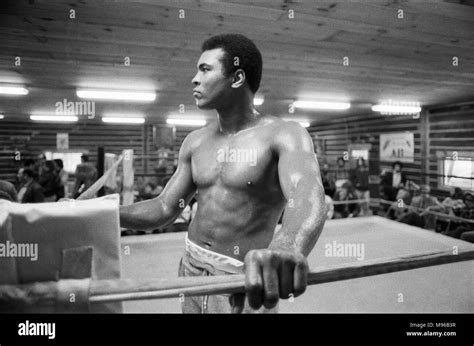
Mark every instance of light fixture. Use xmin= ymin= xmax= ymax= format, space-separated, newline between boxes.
xmin=253 ymin=97 xmax=264 ymax=106
xmin=76 ymin=89 xmax=156 ymax=102
xmin=30 ymin=114 xmax=78 ymax=122
xmin=0 ymin=86 xmax=29 ymax=96
xmin=371 ymin=104 xmax=421 ymax=114
xmin=0 ymin=114 xmax=4 ymax=119
xmin=166 ymin=118 xmax=207 ymax=127
xmin=293 ymin=100 xmax=350 ymax=110
xmin=102 ymin=116 xmax=145 ymax=124
xmin=282 ymin=118 xmax=310 ymax=128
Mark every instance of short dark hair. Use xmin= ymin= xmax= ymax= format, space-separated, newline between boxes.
xmin=23 ymin=168 xmax=36 ymax=179
xmin=54 ymin=159 xmax=64 ymax=169
xmin=24 ymin=159 xmax=35 ymax=167
xmin=201 ymin=34 xmax=263 ymax=94
xmin=81 ymin=154 xmax=89 ymax=162
xmin=392 ymin=161 xmax=403 ymax=169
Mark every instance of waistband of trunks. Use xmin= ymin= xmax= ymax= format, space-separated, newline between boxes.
xmin=185 ymin=233 xmax=244 ymax=275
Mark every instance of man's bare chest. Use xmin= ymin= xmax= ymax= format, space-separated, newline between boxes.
xmin=191 ymin=135 xmax=277 ymax=189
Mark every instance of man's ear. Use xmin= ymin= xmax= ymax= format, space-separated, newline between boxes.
xmin=231 ymin=69 xmax=246 ymax=88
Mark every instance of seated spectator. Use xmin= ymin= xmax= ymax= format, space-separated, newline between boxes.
xmin=350 ymin=157 xmax=370 ymax=216
xmin=17 ymin=169 xmax=44 ymax=203
xmin=380 ymin=161 xmax=407 ymax=202
xmin=143 ymin=177 xmax=163 ymax=199
xmin=333 ymin=182 xmax=360 ymax=219
xmin=442 ymin=192 xmax=474 ymax=240
xmin=384 ymin=187 xmax=412 ymax=220
xmin=54 ymin=159 xmax=68 ymax=199
xmin=334 ymin=157 xmax=349 ymax=184
xmin=321 ymin=163 xmax=336 ymax=197
xmin=0 ymin=179 xmax=18 ymax=202
xmin=38 ymin=160 xmax=62 ymax=202
xmin=73 ymin=154 xmax=97 ymax=198
xmin=396 ymin=185 xmax=443 ymax=230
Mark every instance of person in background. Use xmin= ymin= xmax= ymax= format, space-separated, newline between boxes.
xmin=380 ymin=161 xmax=407 ymax=213
xmin=54 ymin=159 xmax=69 ymax=199
xmin=15 ymin=159 xmax=37 ymax=190
xmin=350 ymin=157 xmax=370 ymax=216
xmin=442 ymin=192 xmax=474 ymax=241
xmin=321 ymin=163 xmax=336 ymax=198
xmin=18 ymin=169 xmax=44 ymax=203
xmin=333 ymin=181 xmax=360 ymax=219
xmin=384 ymin=186 xmax=412 ymax=220
xmin=396 ymin=184 xmax=443 ymax=230
xmin=334 ymin=157 xmax=349 ymax=182
xmin=36 ymin=153 xmax=47 ymax=176
xmin=38 ymin=160 xmax=62 ymax=202
xmin=0 ymin=179 xmax=18 ymax=202
xmin=73 ymin=154 xmax=98 ymax=198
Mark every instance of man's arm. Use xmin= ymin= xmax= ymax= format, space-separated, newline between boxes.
xmin=271 ymin=123 xmax=326 ymax=255
xmin=243 ymin=122 xmax=326 ymax=310
xmin=119 ymin=134 xmax=197 ymax=231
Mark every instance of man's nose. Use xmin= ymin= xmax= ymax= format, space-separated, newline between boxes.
xmin=191 ymin=73 xmax=200 ymax=86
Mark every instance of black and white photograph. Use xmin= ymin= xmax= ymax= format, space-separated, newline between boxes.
xmin=0 ymin=0 xmax=473 ymax=344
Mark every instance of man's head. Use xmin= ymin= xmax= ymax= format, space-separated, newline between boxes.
xmin=392 ymin=161 xmax=403 ymax=172
xmin=24 ymin=159 xmax=35 ymax=170
xmin=356 ymin=157 xmax=366 ymax=168
xmin=419 ymin=184 xmax=431 ymax=196
xmin=22 ymin=168 xmax=36 ymax=184
xmin=192 ymin=34 xmax=262 ymax=109
xmin=54 ymin=159 xmax=64 ymax=170
xmin=463 ymin=192 xmax=473 ymax=209
xmin=337 ymin=157 xmax=346 ymax=167
xmin=81 ymin=154 xmax=89 ymax=163
xmin=340 ymin=182 xmax=353 ymax=199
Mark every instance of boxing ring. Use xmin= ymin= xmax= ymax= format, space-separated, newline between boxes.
xmin=120 ymin=216 xmax=473 ymax=313
xmin=1 ymin=153 xmax=472 ymax=313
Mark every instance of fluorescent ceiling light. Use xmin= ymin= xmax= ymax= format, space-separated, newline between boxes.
xmin=102 ymin=116 xmax=145 ymax=124
xmin=167 ymin=118 xmax=207 ymax=127
xmin=371 ymin=104 xmax=421 ymax=114
xmin=282 ymin=118 xmax=310 ymax=128
xmin=253 ymin=97 xmax=264 ymax=106
xmin=0 ymin=86 xmax=29 ymax=96
xmin=293 ymin=100 xmax=350 ymax=110
xmin=76 ymin=89 xmax=156 ymax=102
xmin=30 ymin=114 xmax=78 ymax=122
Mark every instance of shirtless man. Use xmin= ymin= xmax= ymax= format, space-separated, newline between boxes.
xmin=120 ymin=34 xmax=326 ymax=313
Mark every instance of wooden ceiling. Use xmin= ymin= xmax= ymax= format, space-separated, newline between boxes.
xmin=0 ymin=0 xmax=473 ymax=124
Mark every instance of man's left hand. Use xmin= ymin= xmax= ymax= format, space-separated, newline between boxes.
xmin=231 ymin=249 xmax=309 ymax=313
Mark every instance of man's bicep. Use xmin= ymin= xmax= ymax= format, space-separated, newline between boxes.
xmin=276 ymin=124 xmax=322 ymax=199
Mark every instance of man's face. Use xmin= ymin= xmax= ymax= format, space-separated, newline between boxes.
xmin=192 ymin=48 xmax=233 ymax=110
xmin=394 ymin=164 xmax=401 ymax=172
xmin=20 ymin=173 xmax=29 ymax=184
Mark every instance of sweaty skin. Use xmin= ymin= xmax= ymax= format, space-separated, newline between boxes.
xmin=120 ymin=47 xmax=326 ymax=311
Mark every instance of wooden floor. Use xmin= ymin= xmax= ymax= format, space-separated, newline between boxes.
xmin=120 ymin=216 xmax=474 ymax=313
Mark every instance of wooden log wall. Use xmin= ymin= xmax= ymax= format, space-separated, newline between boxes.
xmin=307 ymin=102 xmax=474 ymax=199
xmin=1 ymin=102 xmax=472 ymax=200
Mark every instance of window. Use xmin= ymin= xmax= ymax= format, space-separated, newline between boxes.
xmin=45 ymin=152 xmax=83 ymax=174
xmin=441 ymin=156 xmax=474 ymax=191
